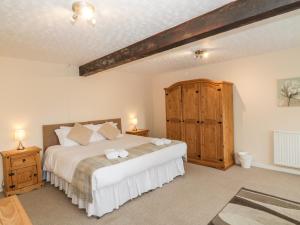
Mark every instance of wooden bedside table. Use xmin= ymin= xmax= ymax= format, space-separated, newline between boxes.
xmin=126 ymin=129 xmax=149 ymax=137
xmin=1 ymin=146 xmax=43 ymax=197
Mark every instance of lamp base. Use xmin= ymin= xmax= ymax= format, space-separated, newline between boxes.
xmin=17 ymin=141 xmax=25 ymax=150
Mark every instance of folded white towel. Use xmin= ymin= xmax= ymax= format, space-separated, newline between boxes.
xmin=118 ymin=149 xmax=129 ymax=158
xmin=162 ymin=138 xmax=172 ymax=145
xmin=151 ymin=138 xmax=165 ymax=146
xmin=105 ymin=149 xmax=119 ymax=160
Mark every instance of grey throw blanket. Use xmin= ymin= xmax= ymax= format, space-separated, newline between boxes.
xmin=71 ymin=141 xmax=182 ymax=203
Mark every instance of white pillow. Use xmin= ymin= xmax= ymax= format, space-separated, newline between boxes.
xmin=110 ymin=122 xmax=118 ymax=128
xmin=85 ymin=122 xmax=120 ymax=142
xmin=55 ymin=127 xmax=79 ymax=147
xmin=84 ymin=124 xmax=106 ymax=143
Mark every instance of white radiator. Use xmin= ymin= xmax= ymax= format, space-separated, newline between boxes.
xmin=274 ymin=130 xmax=300 ymax=168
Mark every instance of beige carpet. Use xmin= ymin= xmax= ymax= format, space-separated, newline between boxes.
xmin=12 ymin=164 xmax=300 ymax=225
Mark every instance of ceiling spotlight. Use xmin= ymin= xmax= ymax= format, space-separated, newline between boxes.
xmin=71 ymin=1 xmax=96 ymax=26
xmin=194 ymin=50 xmax=209 ymax=59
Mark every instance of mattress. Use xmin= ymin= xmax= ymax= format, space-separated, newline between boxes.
xmin=43 ymin=134 xmax=187 ymax=217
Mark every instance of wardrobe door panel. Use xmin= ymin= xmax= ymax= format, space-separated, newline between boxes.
xmin=166 ymin=86 xmax=182 ymax=120
xmin=166 ymin=120 xmax=182 ymax=140
xmin=200 ymin=83 xmax=222 ymax=122
xmin=166 ymin=85 xmax=182 ymax=141
xmin=200 ymin=122 xmax=223 ymax=163
xmin=182 ymin=83 xmax=199 ymax=120
xmin=199 ymin=82 xmax=224 ymax=164
xmin=182 ymin=83 xmax=200 ymax=159
xmin=183 ymin=122 xmax=200 ymax=160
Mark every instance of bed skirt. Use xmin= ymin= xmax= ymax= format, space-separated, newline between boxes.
xmin=45 ymin=157 xmax=185 ymax=217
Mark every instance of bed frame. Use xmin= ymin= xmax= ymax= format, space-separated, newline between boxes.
xmin=42 ymin=118 xmax=122 ymax=151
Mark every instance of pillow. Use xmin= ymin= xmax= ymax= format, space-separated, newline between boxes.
xmin=84 ymin=124 xmax=106 ymax=143
xmin=85 ymin=122 xmax=119 ymax=142
xmin=109 ymin=122 xmax=118 ymax=128
xmin=98 ymin=122 xmax=120 ymax=140
xmin=67 ymin=123 xmax=93 ymax=146
xmin=55 ymin=127 xmax=79 ymax=147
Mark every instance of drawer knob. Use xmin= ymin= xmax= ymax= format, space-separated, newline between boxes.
xmin=22 ymin=159 xmax=26 ymax=162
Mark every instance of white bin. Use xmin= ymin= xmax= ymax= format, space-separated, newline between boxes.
xmin=238 ymin=152 xmax=252 ymax=169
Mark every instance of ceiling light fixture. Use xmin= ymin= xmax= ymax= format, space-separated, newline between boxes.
xmin=194 ymin=50 xmax=209 ymax=59
xmin=71 ymin=1 xmax=96 ymax=26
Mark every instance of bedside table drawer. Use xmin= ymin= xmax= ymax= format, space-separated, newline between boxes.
xmin=10 ymin=154 xmax=36 ymax=169
xmin=11 ymin=166 xmax=38 ymax=190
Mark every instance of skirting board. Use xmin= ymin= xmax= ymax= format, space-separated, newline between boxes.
xmin=252 ymin=162 xmax=300 ymax=176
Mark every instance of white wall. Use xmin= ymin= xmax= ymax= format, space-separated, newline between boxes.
xmin=151 ymin=47 xmax=300 ymax=167
xmin=0 ymin=57 xmax=153 ymax=186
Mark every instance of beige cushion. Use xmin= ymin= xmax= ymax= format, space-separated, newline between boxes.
xmin=98 ymin=122 xmax=120 ymax=140
xmin=67 ymin=123 xmax=93 ymax=146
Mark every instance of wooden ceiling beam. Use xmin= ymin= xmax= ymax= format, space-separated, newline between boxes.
xmin=79 ymin=0 xmax=300 ymax=76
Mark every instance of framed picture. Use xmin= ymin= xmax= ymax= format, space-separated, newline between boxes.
xmin=278 ymin=77 xmax=300 ymax=107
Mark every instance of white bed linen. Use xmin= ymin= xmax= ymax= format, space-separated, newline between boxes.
xmin=43 ymin=134 xmax=187 ymax=217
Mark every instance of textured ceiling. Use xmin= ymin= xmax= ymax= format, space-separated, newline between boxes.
xmin=118 ymin=10 xmax=300 ymax=75
xmin=0 ymin=0 xmax=234 ymax=65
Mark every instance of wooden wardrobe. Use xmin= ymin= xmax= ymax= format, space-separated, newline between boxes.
xmin=165 ymin=79 xmax=234 ymax=170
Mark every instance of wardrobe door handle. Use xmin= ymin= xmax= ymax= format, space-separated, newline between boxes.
xmin=197 ymin=121 xmax=200 ymax=124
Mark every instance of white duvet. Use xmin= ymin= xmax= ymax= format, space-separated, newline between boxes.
xmin=43 ymin=134 xmax=187 ymax=191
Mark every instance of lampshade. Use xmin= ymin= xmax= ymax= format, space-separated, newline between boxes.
xmin=131 ymin=118 xmax=138 ymax=126
xmin=14 ymin=129 xmax=26 ymax=141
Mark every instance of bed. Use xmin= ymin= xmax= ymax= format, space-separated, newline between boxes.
xmin=42 ymin=118 xmax=187 ymax=217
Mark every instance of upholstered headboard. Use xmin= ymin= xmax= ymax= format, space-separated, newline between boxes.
xmin=42 ymin=118 xmax=122 ymax=151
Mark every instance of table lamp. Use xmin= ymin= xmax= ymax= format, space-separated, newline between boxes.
xmin=131 ymin=118 xmax=138 ymax=131
xmin=15 ymin=129 xmax=26 ymax=150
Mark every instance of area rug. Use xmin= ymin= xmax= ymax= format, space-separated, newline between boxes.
xmin=209 ymin=188 xmax=300 ymax=225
